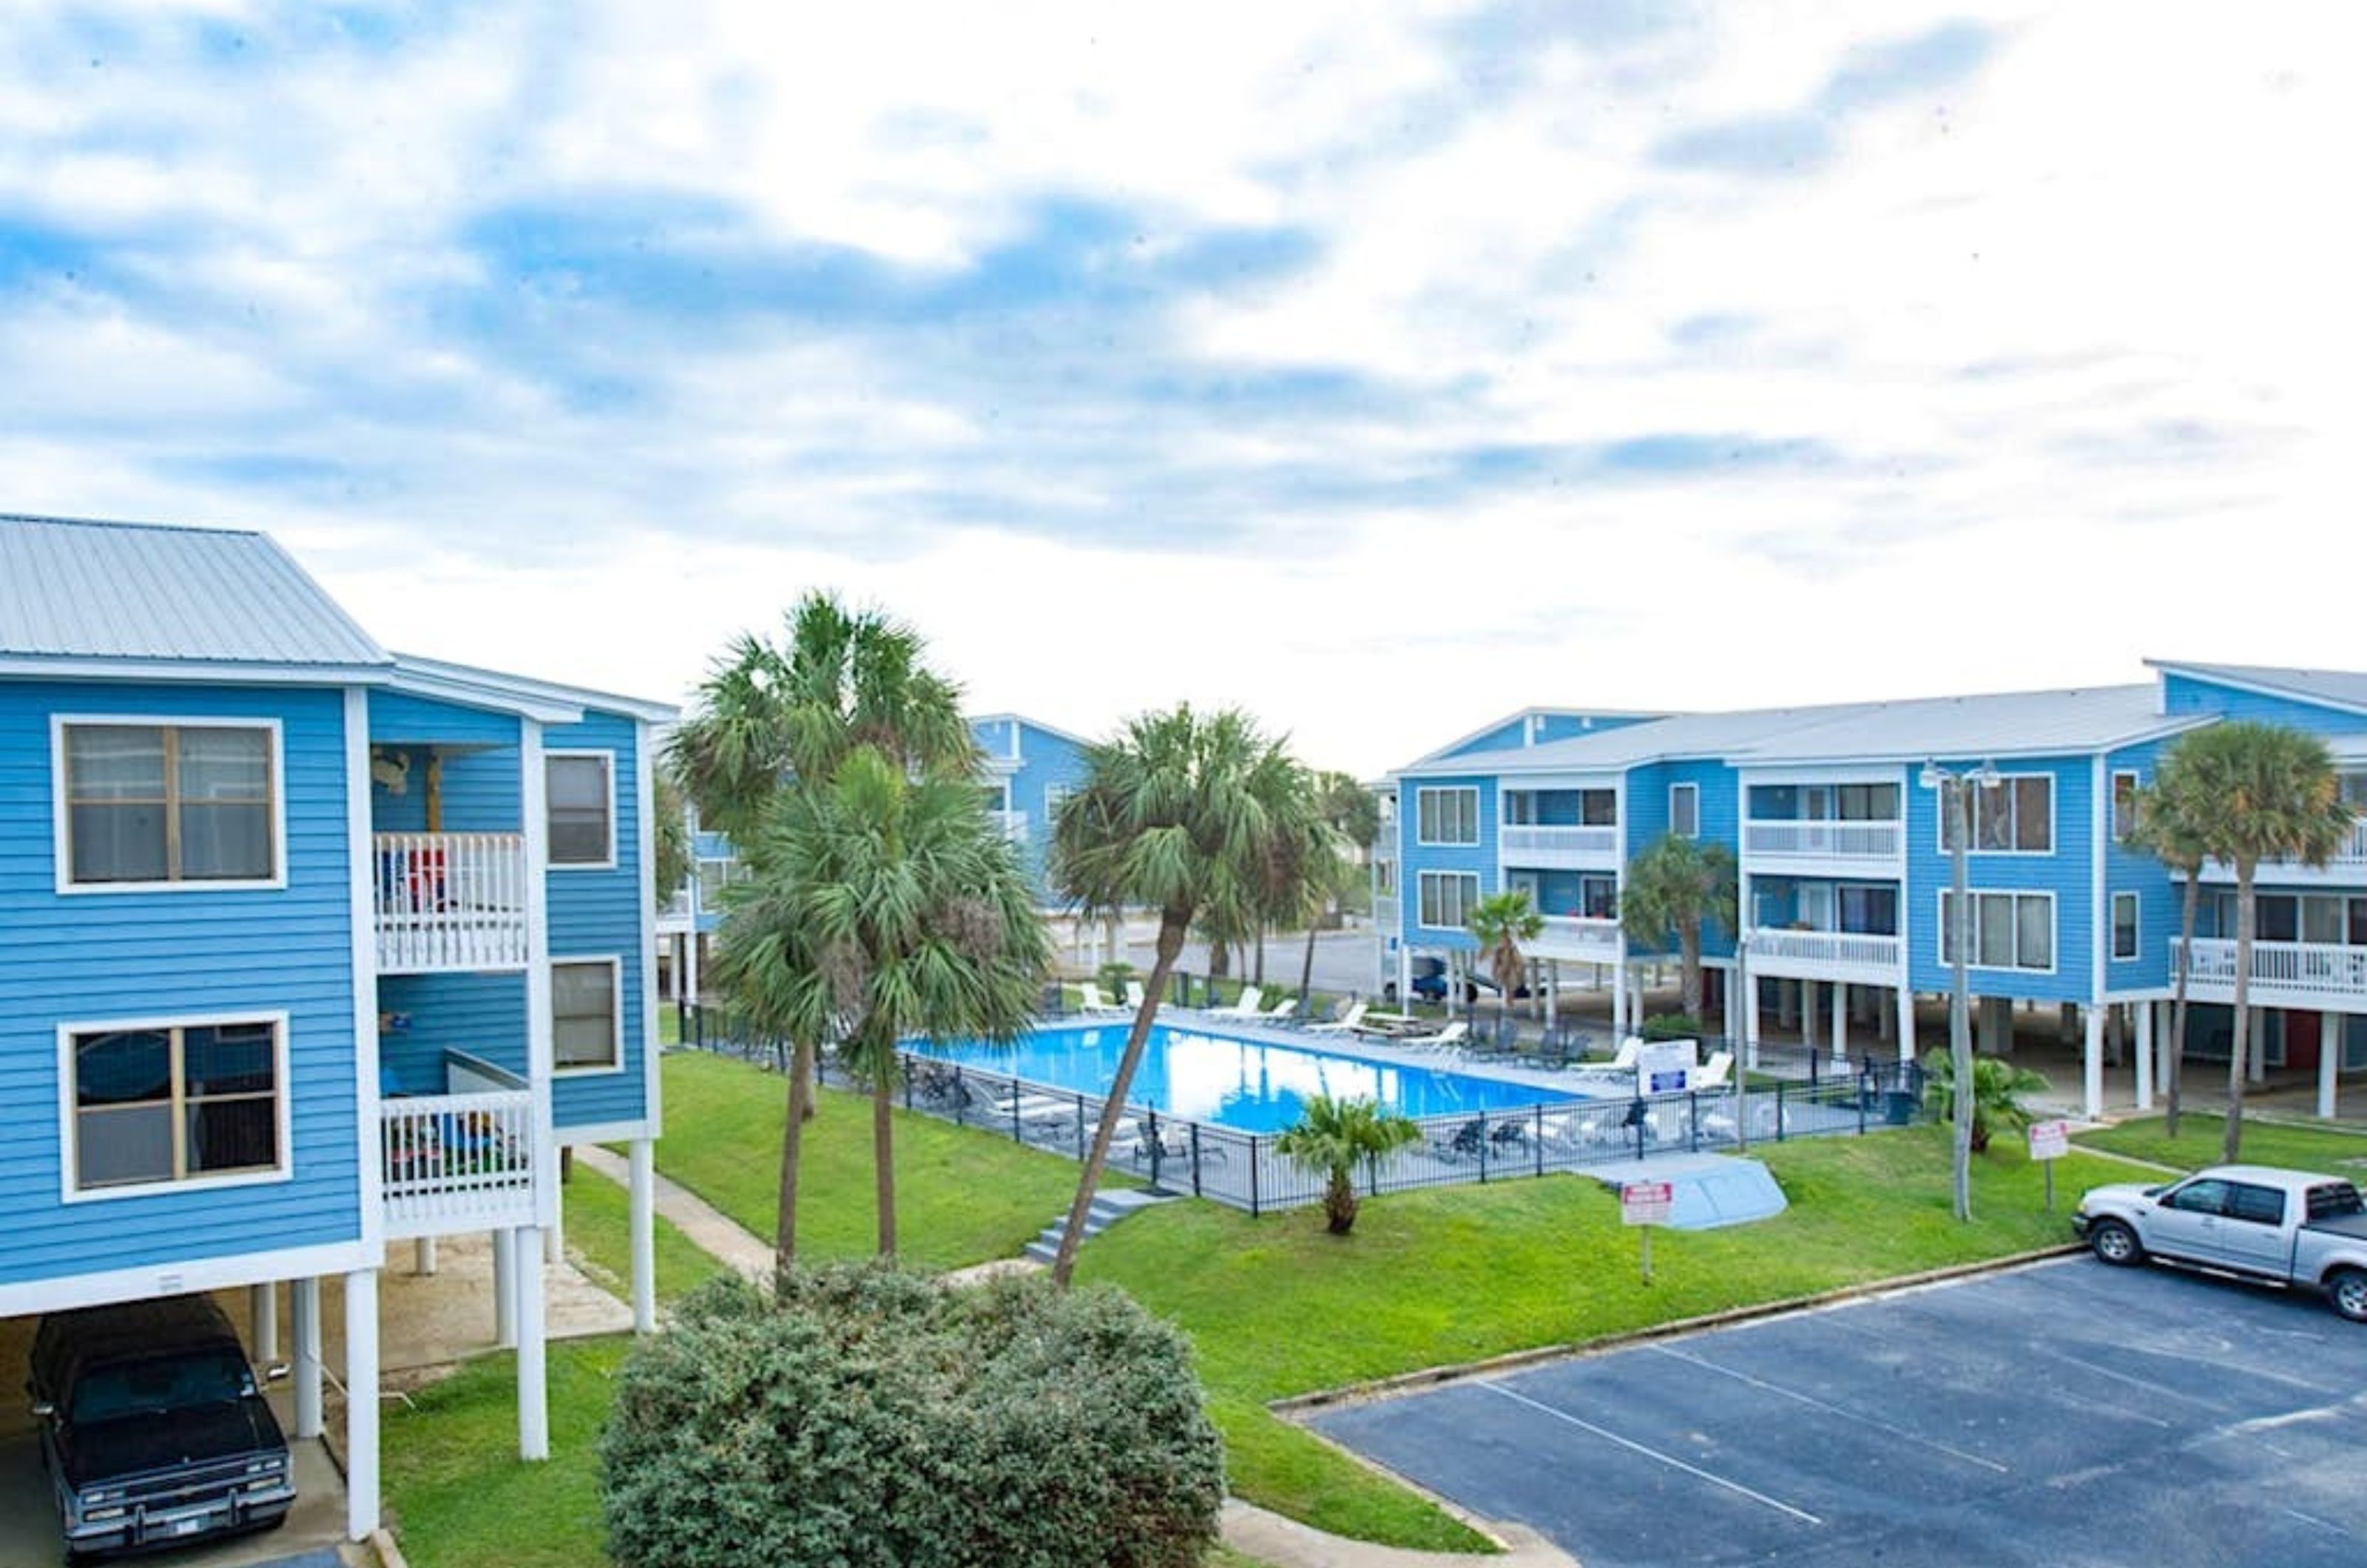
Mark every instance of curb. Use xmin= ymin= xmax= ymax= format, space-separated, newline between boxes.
xmin=371 ymin=1526 xmax=411 ymax=1568
xmin=1271 ymin=1242 xmax=2087 ymax=1416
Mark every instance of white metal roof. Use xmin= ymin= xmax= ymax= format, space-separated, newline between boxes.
xmin=2147 ymin=659 xmax=2367 ymax=718
xmin=0 ymin=513 xmax=388 ymax=673
xmin=1397 ymin=683 xmax=2212 ymax=777
xmin=1405 ymin=704 xmax=1675 ymax=767
xmin=390 ymin=653 xmax=678 ymax=724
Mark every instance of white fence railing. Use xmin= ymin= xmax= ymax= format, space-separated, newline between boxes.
xmin=2176 ymin=938 xmax=2367 ymax=1004
xmin=1535 ymin=915 xmax=1621 ymax=956
xmin=1743 ymin=820 xmax=1903 ymax=859
xmin=1748 ymin=927 xmax=1903 ymax=971
xmin=1499 ymin=824 xmax=1619 ymax=859
xmin=374 ymin=832 xmax=530 ymax=973
xmin=380 ymin=1087 xmax=538 ymax=1238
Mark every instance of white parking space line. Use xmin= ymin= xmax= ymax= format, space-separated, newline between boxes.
xmin=1645 ymin=1345 xmax=2011 ymax=1475
xmin=1477 ymin=1381 xmax=1824 ymax=1527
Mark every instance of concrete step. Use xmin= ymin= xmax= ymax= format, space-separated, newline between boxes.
xmin=1019 ymin=1188 xmax=1175 ymax=1265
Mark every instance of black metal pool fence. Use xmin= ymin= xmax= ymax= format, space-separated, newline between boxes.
xmin=683 ymin=1004 xmax=1928 ymax=1217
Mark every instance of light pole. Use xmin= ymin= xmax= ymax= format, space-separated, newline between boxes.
xmin=1920 ymin=757 xmax=2000 ymax=1222
xmin=1731 ymin=928 xmax=1750 ymax=1153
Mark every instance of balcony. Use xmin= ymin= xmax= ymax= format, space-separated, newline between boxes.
xmin=1746 ymin=926 xmax=1902 ymax=981
xmin=374 ymin=833 xmax=530 ymax=973
xmin=1533 ymin=914 xmax=1621 ymax=961
xmin=380 ymin=1054 xmax=539 ymax=1239
xmin=1742 ymin=819 xmax=1904 ymax=868
xmin=2198 ymin=816 xmax=2367 ymax=884
xmin=1498 ymin=823 xmax=1619 ymax=868
xmin=2175 ymin=937 xmax=2367 ymax=1007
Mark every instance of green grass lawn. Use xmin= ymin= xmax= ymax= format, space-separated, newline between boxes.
xmin=1079 ymin=1126 xmax=2121 ymax=1550
xmin=650 ymin=1049 xmax=1121 ymax=1270
xmin=2075 ymin=1112 xmax=2367 ymax=1174
xmin=561 ymin=1164 xmax=726 ymax=1308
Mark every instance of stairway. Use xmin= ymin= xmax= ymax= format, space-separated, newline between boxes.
xmin=1022 ymin=1188 xmax=1172 ymax=1265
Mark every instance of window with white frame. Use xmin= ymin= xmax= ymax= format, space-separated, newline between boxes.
xmin=1044 ymin=783 xmax=1072 ymax=822
xmin=60 ymin=722 xmax=277 ymax=885
xmin=2113 ymin=892 xmax=2139 ymax=960
xmin=1416 ymin=787 xmax=1480 ymax=845
xmin=1938 ymin=774 xmax=2053 ymax=854
xmin=1669 ymin=783 xmax=1699 ymax=838
xmin=553 ymin=959 xmax=621 ymax=1070
xmin=1375 ymin=859 xmax=1397 ymax=896
xmin=2112 ymin=771 xmax=2140 ymax=844
xmin=1419 ymin=871 xmax=1480 ymax=929
xmin=1580 ymin=789 xmax=1617 ymax=826
xmin=547 ymin=754 xmax=614 ymax=866
xmin=1939 ymin=890 xmax=2054 ymax=970
xmin=67 ymin=1018 xmax=283 ymax=1193
xmin=1579 ymin=873 xmax=1618 ymax=919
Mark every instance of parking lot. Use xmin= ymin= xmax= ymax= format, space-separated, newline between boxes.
xmin=1311 ymin=1259 xmax=2367 ymax=1568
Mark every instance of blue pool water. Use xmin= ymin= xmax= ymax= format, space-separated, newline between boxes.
xmin=911 ymin=1021 xmax=1586 ymax=1133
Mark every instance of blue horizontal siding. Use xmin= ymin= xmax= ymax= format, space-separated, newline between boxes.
xmin=377 ymin=972 xmax=528 ymax=1091
xmin=546 ymin=712 xmax=649 ymax=1131
xmin=1905 ymin=754 xmax=2093 ymax=1002
xmin=1399 ymin=774 xmax=1493 ymax=950
xmin=367 ymin=695 xmax=522 ymax=835
xmin=2161 ymin=674 xmax=2367 ymax=733
xmin=0 ymin=681 xmax=362 ymax=1284
xmin=1002 ymin=721 xmax=1089 ymax=905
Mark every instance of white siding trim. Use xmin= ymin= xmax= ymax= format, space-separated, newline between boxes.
xmin=0 ymin=1238 xmax=374 ymax=1319
xmin=346 ymin=687 xmax=384 ymax=1248
xmin=2090 ymin=754 xmax=2109 ymax=1005
xmin=50 ymin=713 xmax=290 ymax=894
xmin=635 ymin=720 xmax=662 ymax=1139
xmin=55 ymin=1010 xmax=294 ymax=1203
xmin=521 ymin=720 xmax=558 ymax=1231
xmin=544 ymin=748 xmax=618 ymax=871
xmin=553 ymin=1118 xmax=657 ymax=1146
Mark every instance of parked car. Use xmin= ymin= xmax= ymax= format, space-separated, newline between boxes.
xmin=28 ymin=1295 xmax=295 ymax=1560
xmin=1407 ymin=956 xmax=1528 ymax=1004
xmin=2073 ymin=1163 xmax=2367 ymax=1322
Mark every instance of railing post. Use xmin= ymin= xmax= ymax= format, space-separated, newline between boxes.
xmin=1478 ymin=1118 xmax=1490 ymax=1183
xmin=953 ymin=1067 xmax=967 ymax=1127
xmin=1535 ymin=1104 xmax=1545 ymax=1177
xmin=1147 ymin=1111 xmax=1163 ymax=1189
xmin=1011 ymin=1087 xmax=1023 ymax=1145
xmin=1249 ymin=1135 xmax=1260 ymax=1215
xmin=1689 ymin=1092 xmax=1700 ymax=1153
xmin=1189 ymin=1123 xmax=1203 ymax=1198
xmin=1777 ymin=1081 xmax=1787 ymax=1141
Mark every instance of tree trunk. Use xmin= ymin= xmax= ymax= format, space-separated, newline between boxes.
xmin=775 ymin=1033 xmax=817 ymax=1268
xmin=1325 ymin=1172 xmax=1359 ymax=1235
xmin=1255 ymin=927 xmax=1266 ymax=987
xmin=2223 ymin=862 xmax=2253 ymax=1165
xmin=1052 ymin=915 xmax=1189 ymax=1288
xmin=873 ymin=1052 xmax=898 ymax=1259
xmin=1678 ymin=922 xmax=1704 ymax=1018
xmin=1299 ymin=925 xmax=1320 ymax=1010
xmin=2166 ymin=871 xmax=2197 ymax=1139
xmin=801 ymin=1047 xmax=819 ymax=1121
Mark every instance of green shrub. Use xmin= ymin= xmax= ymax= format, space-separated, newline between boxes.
xmin=600 ymin=1265 xmax=1224 ymax=1568
xmin=1095 ymin=959 xmax=1138 ymax=997
xmin=1639 ymin=1013 xmax=1705 ymax=1042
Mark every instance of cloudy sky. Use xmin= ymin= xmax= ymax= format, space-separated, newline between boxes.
xmin=5 ymin=2 xmax=2359 ymax=775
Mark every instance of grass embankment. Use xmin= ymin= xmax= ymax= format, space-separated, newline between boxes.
xmin=562 ymin=1163 xmax=725 ymax=1308
xmin=2076 ymin=1112 xmax=2367 ymax=1173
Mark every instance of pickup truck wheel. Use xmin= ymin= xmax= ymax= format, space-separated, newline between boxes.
xmin=2330 ymin=1268 xmax=2367 ymax=1324
xmin=2089 ymin=1219 xmax=2143 ymax=1266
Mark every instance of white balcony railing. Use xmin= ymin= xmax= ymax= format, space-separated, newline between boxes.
xmin=1535 ymin=914 xmax=1621 ymax=957
xmin=1743 ymin=820 xmax=1903 ymax=860
xmin=2199 ymin=816 xmax=2367 ymax=880
xmin=374 ymin=832 xmax=530 ymax=973
xmin=1499 ymin=824 xmax=1619 ymax=859
xmin=993 ymin=810 xmax=1029 ymax=843
xmin=380 ymin=1087 xmax=538 ymax=1239
xmin=1747 ymin=927 xmax=1902 ymax=972
xmin=2175 ymin=938 xmax=2367 ymax=1005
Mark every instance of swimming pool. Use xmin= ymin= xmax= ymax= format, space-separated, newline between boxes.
xmin=909 ymin=1020 xmax=1587 ymax=1134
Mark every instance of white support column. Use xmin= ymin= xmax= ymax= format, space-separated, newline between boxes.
xmin=2321 ymin=1013 xmax=2342 ymax=1121
xmin=682 ymin=926 xmax=700 ymax=1008
xmin=291 ymin=1277 xmax=323 ymax=1440
xmin=2135 ymin=1001 xmax=2155 ymax=1110
xmin=1896 ymin=987 xmax=1917 ymax=1064
xmin=516 ymin=1226 xmax=550 ymax=1461
xmin=1831 ymin=982 xmax=1848 ymax=1066
xmin=1612 ymin=962 xmax=1628 ymax=1036
xmin=2083 ymin=1004 xmax=2105 ymax=1121
xmin=249 ymin=1282 xmax=277 ymax=1365
xmin=545 ymin=1188 xmax=564 ymax=1266
xmin=493 ymin=1229 xmax=517 ymax=1348
xmin=1396 ymin=945 xmax=1412 ymax=1010
xmin=413 ymin=1236 xmax=437 ymax=1277
xmin=629 ymin=1138 xmax=658 ymax=1334
xmin=344 ymin=1267 xmax=380 ymax=1543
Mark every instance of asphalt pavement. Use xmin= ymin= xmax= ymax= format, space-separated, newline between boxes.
xmin=1311 ymin=1257 xmax=2367 ymax=1568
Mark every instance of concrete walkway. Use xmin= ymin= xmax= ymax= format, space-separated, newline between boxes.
xmin=574 ymin=1149 xmax=1573 ymax=1567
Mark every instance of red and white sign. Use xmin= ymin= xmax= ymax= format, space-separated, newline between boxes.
xmin=2027 ymin=1120 xmax=2070 ymax=1161
xmin=1621 ymin=1180 xmax=1675 ymax=1227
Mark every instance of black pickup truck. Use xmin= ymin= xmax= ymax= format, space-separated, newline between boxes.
xmin=28 ymin=1295 xmax=294 ymax=1560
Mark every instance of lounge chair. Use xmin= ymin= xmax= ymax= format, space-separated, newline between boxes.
xmin=1073 ymin=981 xmax=1127 ymax=1014
xmin=1570 ymin=1035 xmax=1644 ymax=1079
xmin=1125 ymin=979 xmax=1155 ymax=1013
xmin=1430 ymin=1118 xmax=1486 ymax=1163
xmin=1260 ymin=996 xmax=1300 ymax=1024
xmin=1401 ymin=1020 xmax=1468 ymax=1053
xmin=1693 ymin=1050 xmax=1735 ymax=1091
xmin=1306 ymin=1001 xmax=1368 ymax=1035
xmin=1207 ymin=986 xmax=1265 ymax=1018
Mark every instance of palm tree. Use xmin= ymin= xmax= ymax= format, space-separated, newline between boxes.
xmin=1467 ymin=889 xmax=1544 ymax=1022
xmin=2166 ymin=723 xmax=2353 ymax=1163
xmin=652 ymin=768 xmax=692 ymax=913
xmin=2131 ymin=754 xmax=2218 ymax=1140
xmin=1620 ymin=834 xmax=1738 ymax=1020
xmin=1272 ymin=1095 xmax=1424 ymax=1234
xmin=1298 ymin=772 xmax=1382 ymax=1006
xmin=1919 ymin=1052 xmax=2052 ymax=1153
xmin=723 ymin=747 xmax=1047 ymax=1257
xmin=1045 ymin=706 xmax=1314 ymax=1287
xmin=669 ymin=594 xmax=981 ymax=1267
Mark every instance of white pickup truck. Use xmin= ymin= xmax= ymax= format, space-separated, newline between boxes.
xmin=2073 ymin=1163 xmax=2367 ymax=1322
